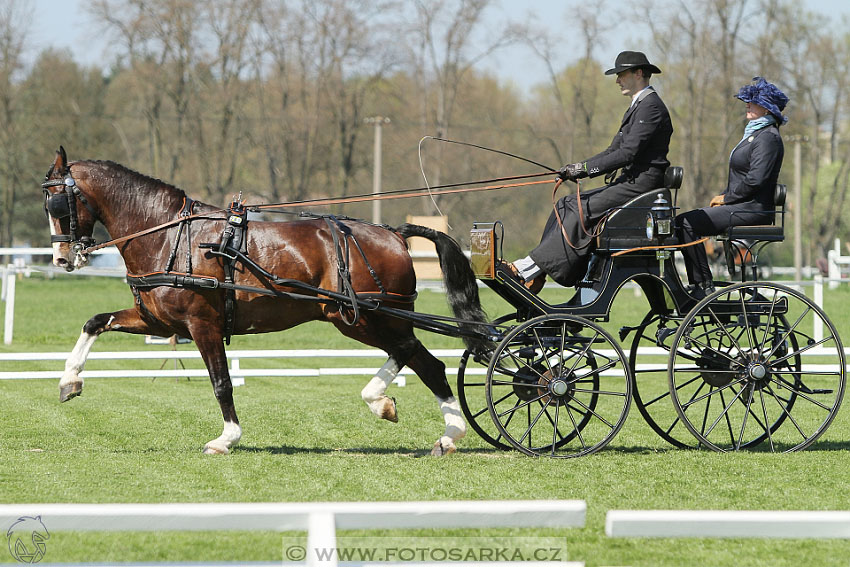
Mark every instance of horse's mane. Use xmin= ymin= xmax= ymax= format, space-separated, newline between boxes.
xmin=76 ymin=159 xmax=187 ymax=200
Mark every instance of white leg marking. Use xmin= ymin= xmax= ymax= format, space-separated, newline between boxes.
xmin=431 ymin=396 xmax=466 ymax=456
xmin=361 ymin=357 xmax=400 ymax=422
xmin=203 ymin=421 xmax=243 ymax=455
xmin=59 ymin=331 xmax=98 ymax=388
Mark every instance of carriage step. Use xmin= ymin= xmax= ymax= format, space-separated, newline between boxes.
xmin=709 ymin=297 xmax=788 ymax=314
xmin=799 ymin=385 xmax=834 ymax=395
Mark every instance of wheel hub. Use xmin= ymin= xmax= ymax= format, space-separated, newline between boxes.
xmin=539 ymin=366 xmax=574 ymax=406
xmin=746 ymin=361 xmax=771 ymax=389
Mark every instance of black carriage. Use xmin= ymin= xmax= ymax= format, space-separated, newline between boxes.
xmin=455 ymin=167 xmax=846 ymax=457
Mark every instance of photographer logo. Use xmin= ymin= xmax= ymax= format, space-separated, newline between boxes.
xmin=6 ymin=516 xmax=49 ymax=564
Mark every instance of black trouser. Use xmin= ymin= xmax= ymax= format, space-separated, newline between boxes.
xmin=676 ymin=204 xmax=772 ymax=285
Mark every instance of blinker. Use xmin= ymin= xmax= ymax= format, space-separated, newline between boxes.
xmin=46 ymin=192 xmax=71 ymax=219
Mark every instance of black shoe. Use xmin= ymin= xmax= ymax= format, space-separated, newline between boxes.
xmin=686 ymin=282 xmax=715 ymax=300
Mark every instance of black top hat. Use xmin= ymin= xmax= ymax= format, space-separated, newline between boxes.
xmin=604 ymin=51 xmax=662 ymax=75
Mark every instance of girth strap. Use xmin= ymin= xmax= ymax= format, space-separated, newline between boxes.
xmin=324 ymin=216 xmax=360 ymax=326
xmin=219 ymin=198 xmax=249 ymax=344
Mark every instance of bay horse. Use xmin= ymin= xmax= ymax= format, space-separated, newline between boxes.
xmin=42 ymin=148 xmax=489 ymax=456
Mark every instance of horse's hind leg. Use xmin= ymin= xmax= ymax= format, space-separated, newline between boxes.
xmin=403 ymin=342 xmax=467 ymax=456
xmin=334 ymin=316 xmax=464 ymax=455
xmin=59 ymin=308 xmax=159 ymax=402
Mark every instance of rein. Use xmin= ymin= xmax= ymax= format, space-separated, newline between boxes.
xmin=249 ymin=173 xmax=553 ymax=212
xmin=84 ymin=210 xmax=226 ymax=253
xmin=77 ymin=172 xmax=554 ymax=253
xmin=552 ymin=178 xmax=607 ymax=251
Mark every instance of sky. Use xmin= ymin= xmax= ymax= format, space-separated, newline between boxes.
xmin=23 ymin=0 xmax=850 ymax=93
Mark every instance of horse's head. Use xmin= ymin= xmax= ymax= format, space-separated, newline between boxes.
xmin=42 ymin=147 xmax=99 ymax=272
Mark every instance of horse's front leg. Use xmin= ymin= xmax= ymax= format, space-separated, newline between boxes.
xmin=59 ymin=309 xmax=155 ymax=402
xmin=191 ymin=328 xmax=241 ymax=455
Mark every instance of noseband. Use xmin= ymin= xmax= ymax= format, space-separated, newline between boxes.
xmin=42 ymin=171 xmax=98 ymax=253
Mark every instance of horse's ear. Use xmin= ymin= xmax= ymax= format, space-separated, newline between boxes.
xmin=54 ymin=146 xmax=68 ymax=174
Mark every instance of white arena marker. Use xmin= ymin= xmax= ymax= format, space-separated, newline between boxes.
xmin=606 ymin=510 xmax=850 ymax=539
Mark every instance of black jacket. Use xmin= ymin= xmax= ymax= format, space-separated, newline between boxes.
xmin=584 ymin=87 xmax=673 ymax=178
xmin=723 ymin=124 xmax=784 ymax=208
xmin=529 ymin=88 xmax=673 ymax=286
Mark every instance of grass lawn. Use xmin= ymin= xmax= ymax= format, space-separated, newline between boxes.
xmin=1 ymin=274 xmax=850 ymax=566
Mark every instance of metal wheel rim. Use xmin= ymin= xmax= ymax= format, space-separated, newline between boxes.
xmin=486 ymin=313 xmax=632 ymax=458
xmin=668 ymin=282 xmax=846 ymax=452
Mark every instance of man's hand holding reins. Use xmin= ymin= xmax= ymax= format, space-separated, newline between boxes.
xmin=557 ymin=162 xmax=588 ymax=182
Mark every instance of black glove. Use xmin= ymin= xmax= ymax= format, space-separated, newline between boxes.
xmin=557 ymin=162 xmax=587 ymax=181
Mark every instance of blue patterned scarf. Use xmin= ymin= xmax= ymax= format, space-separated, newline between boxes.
xmin=743 ymin=115 xmax=777 ymax=140
xmin=732 ymin=115 xmax=777 ymax=159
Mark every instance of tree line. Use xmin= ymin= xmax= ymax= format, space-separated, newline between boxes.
xmin=0 ymin=0 xmax=847 ymax=267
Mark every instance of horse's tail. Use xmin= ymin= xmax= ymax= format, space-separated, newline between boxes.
xmin=395 ymin=223 xmax=490 ymax=356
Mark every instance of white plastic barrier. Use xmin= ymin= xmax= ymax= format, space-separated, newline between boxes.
xmin=827 ymin=238 xmax=850 ymax=290
xmin=0 ymin=500 xmax=586 ymax=567
xmin=0 ymin=349 xmax=474 ymax=385
xmin=606 ymin=509 xmax=850 ymax=539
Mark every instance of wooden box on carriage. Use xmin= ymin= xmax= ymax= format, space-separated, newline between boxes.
xmin=469 ymin=222 xmax=498 ymax=279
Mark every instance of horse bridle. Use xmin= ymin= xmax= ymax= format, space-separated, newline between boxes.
xmin=41 ymin=169 xmax=99 ymax=255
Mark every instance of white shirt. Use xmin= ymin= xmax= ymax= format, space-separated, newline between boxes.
xmin=630 ymin=85 xmax=654 ymax=107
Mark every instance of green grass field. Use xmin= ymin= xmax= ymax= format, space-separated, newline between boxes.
xmin=2 ymin=274 xmax=850 ymax=565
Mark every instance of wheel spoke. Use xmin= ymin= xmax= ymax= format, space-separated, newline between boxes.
xmin=516 ymin=398 xmax=552 ymax=446
xmin=496 ymin=391 xmax=548 ymax=418
xmin=759 ymin=388 xmax=775 ymax=452
xmin=769 ymin=376 xmax=834 ymax=411
xmin=735 ymin=385 xmax=756 ymax=450
xmin=550 ymin=403 xmax=561 ymax=456
xmin=703 ymin=383 xmax=747 ymax=440
xmin=681 ymin=377 xmax=747 ymax=410
xmin=757 ymin=288 xmax=780 ymax=356
xmin=572 ymin=387 xmax=627 ymax=397
xmin=568 ymin=395 xmax=616 ymax=430
xmin=765 ymin=385 xmax=809 ymax=441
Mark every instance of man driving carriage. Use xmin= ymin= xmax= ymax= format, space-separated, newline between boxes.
xmin=507 ymin=50 xmax=674 ymax=292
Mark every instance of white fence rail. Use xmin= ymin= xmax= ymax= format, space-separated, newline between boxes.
xmin=0 ymin=349 xmax=476 ymax=384
xmin=2 ymin=346 xmax=847 ymax=383
xmin=0 ymin=500 xmax=586 ymax=567
xmin=606 ymin=509 xmax=850 ymax=539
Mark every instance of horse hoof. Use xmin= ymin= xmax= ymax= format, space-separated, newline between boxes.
xmin=59 ymin=382 xmax=83 ymax=403
xmin=202 ymin=443 xmax=230 ymax=455
xmin=367 ymin=396 xmax=398 ymax=423
xmin=381 ymin=397 xmax=398 ymax=423
xmin=430 ymin=439 xmax=457 ymax=457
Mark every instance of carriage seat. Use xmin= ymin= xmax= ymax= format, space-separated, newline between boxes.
xmin=596 ymin=166 xmax=684 ymax=252
xmin=716 ymin=184 xmax=786 ymax=280
xmin=718 ymin=184 xmax=786 ymax=243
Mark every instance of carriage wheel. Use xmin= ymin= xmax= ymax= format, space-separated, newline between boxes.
xmin=486 ymin=314 xmax=631 ymax=457
xmin=669 ymin=282 xmax=846 ymax=452
xmin=629 ymin=311 xmax=700 ymax=449
xmin=457 ymin=315 xmax=515 ymax=450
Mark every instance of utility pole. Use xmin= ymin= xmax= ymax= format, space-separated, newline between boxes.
xmin=792 ymin=136 xmax=804 ymax=282
xmin=365 ymin=116 xmax=391 ymax=224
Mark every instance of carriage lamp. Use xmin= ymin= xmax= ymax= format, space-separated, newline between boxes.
xmin=646 ymin=193 xmax=673 ymax=241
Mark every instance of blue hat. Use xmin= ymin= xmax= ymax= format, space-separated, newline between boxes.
xmin=735 ymin=77 xmax=789 ymax=124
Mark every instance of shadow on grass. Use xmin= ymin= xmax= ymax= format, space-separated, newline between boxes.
xmin=237 ymin=443 xmax=679 ymax=457
xmin=237 ymin=444 xmax=524 ymax=456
